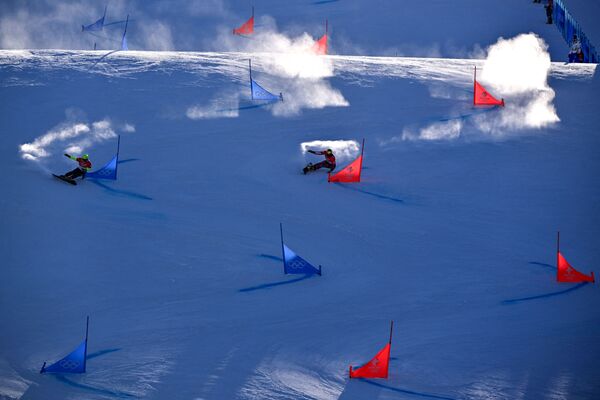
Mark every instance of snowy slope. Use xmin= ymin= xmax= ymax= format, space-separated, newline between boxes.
xmin=0 ymin=0 xmax=574 ymax=60
xmin=1 ymin=2 xmax=600 ymax=400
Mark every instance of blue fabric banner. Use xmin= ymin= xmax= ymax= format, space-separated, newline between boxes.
xmin=86 ymin=154 xmax=118 ymax=180
xmin=82 ymin=6 xmax=106 ymax=32
xmin=83 ymin=18 xmax=105 ymax=32
xmin=41 ymin=339 xmax=87 ymax=374
xmin=121 ymin=15 xmax=129 ymax=51
xmin=251 ymin=79 xmax=281 ymax=102
xmin=283 ymin=244 xmax=322 ymax=275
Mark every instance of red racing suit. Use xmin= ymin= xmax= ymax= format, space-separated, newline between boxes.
xmin=307 ymin=150 xmax=336 ymax=171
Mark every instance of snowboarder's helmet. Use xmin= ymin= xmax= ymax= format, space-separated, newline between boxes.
xmin=326 ymin=149 xmax=333 ymax=155
xmin=82 ymin=154 xmax=89 ymax=160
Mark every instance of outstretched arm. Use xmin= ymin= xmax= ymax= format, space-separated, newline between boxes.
xmin=307 ymin=150 xmax=325 ymax=155
xmin=64 ymin=153 xmax=76 ymax=160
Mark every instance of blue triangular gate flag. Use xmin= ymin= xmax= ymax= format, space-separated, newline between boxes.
xmin=86 ymin=136 xmax=119 ymax=180
xmin=40 ymin=340 xmax=87 ymax=374
xmin=280 ymin=223 xmax=322 ymax=275
xmin=283 ymin=244 xmax=322 ymax=275
xmin=120 ymin=15 xmax=129 ymax=51
xmin=251 ymin=79 xmax=282 ymax=102
xmin=82 ymin=5 xmax=106 ymax=32
xmin=41 ymin=317 xmax=89 ymax=374
xmin=249 ymin=59 xmax=282 ymax=102
xmin=86 ymin=154 xmax=118 ymax=180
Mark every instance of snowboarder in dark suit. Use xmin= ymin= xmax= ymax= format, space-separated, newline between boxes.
xmin=63 ymin=153 xmax=92 ymax=180
xmin=304 ymin=148 xmax=336 ymax=174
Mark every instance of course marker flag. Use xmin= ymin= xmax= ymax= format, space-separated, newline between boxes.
xmin=473 ymin=66 xmax=504 ymax=107
xmin=249 ymin=60 xmax=283 ymax=102
xmin=233 ymin=7 xmax=255 ymax=35
xmin=82 ymin=5 xmax=107 ymax=32
xmin=329 ymin=139 xmax=364 ymax=183
xmin=557 ymin=232 xmax=595 ymax=283
xmin=350 ymin=321 xmax=393 ymax=379
xmin=280 ymin=223 xmax=322 ymax=275
xmin=86 ymin=136 xmax=120 ymax=180
xmin=40 ymin=317 xmax=89 ymax=374
xmin=313 ymin=20 xmax=328 ymax=55
xmin=120 ymin=15 xmax=129 ymax=51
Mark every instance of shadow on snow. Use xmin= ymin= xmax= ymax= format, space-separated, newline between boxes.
xmin=502 ymin=282 xmax=589 ymax=304
xmin=51 ymin=348 xmax=133 ymax=399
xmin=117 ymin=158 xmax=141 ymax=165
xmin=527 ymin=261 xmax=555 ymax=270
xmin=239 ymin=274 xmax=314 ymax=293
xmin=54 ymin=375 xmax=135 ymax=399
xmin=257 ymin=253 xmax=283 ymax=262
xmin=502 ymin=261 xmax=589 ymax=304
xmin=358 ymin=380 xmax=457 ymax=400
xmin=239 ymin=254 xmax=315 ymax=292
xmin=89 ymin=179 xmax=153 ymax=201
xmin=333 ymin=183 xmax=404 ymax=204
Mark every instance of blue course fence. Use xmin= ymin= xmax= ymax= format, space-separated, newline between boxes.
xmin=553 ymin=0 xmax=598 ymax=63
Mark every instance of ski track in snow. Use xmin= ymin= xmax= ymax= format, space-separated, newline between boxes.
xmin=0 ymin=360 xmax=32 ymax=400
xmin=196 ymin=347 xmax=239 ymax=398
xmin=238 ymin=355 xmax=346 ymax=400
xmin=2 ymin=45 xmax=600 ymax=400
xmin=0 ymin=50 xmax=595 ymax=87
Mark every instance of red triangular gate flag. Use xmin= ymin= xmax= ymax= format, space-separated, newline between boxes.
xmin=473 ymin=67 xmax=504 ymax=106
xmin=329 ymin=139 xmax=364 ymax=183
xmin=557 ymin=252 xmax=595 ymax=283
xmin=312 ymin=20 xmax=328 ymax=55
xmin=328 ymin=155 xmax=362 ymax=183
xmin=349 ymin=343 xmax=391 ymax=379
xmin=474 ymin=81 xmax=504 ymax=106
xmin=313 ymin=34 xmax=327 ymax=55
xmin=349 ymin=321 xmax=393 ymax=379
xmin=233 ymin=9 xmax=254 ymax=35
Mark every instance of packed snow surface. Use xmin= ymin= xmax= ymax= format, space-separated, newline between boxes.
xmin=1 ymin=1 xmax=600 ymax=400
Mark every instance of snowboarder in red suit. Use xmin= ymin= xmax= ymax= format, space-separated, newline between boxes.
xmin=304 ymin=148 xmax=336 ymax=174
xmin=63 ymin=153 xmax=92 ymax=180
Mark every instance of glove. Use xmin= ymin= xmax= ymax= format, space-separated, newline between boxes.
xmin=307 ymin=150 xmax=316 ymax=154
xmin=64 ymin=153 xmax=71 ymax=158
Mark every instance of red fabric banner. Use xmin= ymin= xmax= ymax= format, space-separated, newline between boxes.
xmin=313 ymin=34 xmax=328 ymax=55
xmin=233 ymin=16 xmax=254 ymax=35
xmin=349 ymin=343 xmax=391 ymax=379
xmin=557 ymin=252 xmax=595 ymax=283
xmin=328 ymin=155 xmax=362 ymax=183
xmin=474 ymin=81 xmax=504 ymax=106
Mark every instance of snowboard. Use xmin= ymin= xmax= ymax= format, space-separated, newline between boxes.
xmin=53 ymin=174 xmax=77 ymax=185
